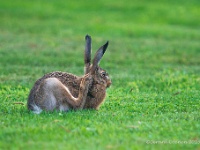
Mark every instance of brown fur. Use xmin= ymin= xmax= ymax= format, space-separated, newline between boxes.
xmin=27 ymin=35 xmax=111 ymax=113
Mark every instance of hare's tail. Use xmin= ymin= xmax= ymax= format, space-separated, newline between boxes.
xmin=32 ymin=103 xmax=42 ymax=114
xmin=27 ymin=80 xmax=43 ymax=114
xmin=28 ymin=102 xmax=43 ymax=114
xmin=28 ymin=91 xmax=43 ymax=114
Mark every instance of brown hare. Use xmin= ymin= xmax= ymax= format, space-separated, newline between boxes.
xmin=27 ymin=35 xmax=112 ymax=114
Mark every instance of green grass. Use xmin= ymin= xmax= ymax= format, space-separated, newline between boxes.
xmin=0 ymin=0 xmax=200 ymax=149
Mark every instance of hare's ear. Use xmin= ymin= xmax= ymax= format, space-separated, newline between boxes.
xmin=91 ymin=41 xmax=109 ymax=74
xmin=84 ymin=35 xmax=92 ymax=74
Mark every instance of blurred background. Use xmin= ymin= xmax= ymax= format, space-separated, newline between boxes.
xmin=0 ymin=0 xmax=199 ymax=82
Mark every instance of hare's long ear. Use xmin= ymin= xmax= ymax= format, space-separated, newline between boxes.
xmin=91 ymin=41 xmax=109 ymax=74
xmin=84 ymin=35 xmax=92 ymax=74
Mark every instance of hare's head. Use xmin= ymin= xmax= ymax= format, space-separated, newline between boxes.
xmin=84 ymin=35 xmax=111 ymax=88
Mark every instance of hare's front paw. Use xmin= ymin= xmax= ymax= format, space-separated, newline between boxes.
xmin=84 ymin=74 xmax=93 ymax=84
xmin=80 ymin=74 xmax=92 ymax=90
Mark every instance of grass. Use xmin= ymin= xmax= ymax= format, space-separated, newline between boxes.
xmin=0 ymin=0 xmax=200 ymax=149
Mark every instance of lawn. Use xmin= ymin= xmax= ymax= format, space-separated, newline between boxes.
xmin=0 ymin=0 xmax=200 ymax=149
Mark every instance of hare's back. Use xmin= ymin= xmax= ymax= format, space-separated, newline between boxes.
xmin=42 ymin=71 xmax=78 ymax=82
xmin=28 ymin=71 xmax=81 ymax=104
xmin=38 ymin=71 xmax=81 ymax=89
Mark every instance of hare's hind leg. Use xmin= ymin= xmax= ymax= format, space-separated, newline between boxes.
xmin=28 ymin=78 xmax=68 ymax=113
xmin=43 ymin=76 xmax=90 ymax=111
xmin=42 ymin=78 xmax=71 ymax=111
xmin=34 ymin=78 xmax=58 ymax=112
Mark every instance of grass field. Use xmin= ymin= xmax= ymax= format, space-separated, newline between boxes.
xmin=0 ymin=0 xmax=200 ymax=149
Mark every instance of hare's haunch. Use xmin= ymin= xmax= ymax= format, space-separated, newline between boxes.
xmin=27 ymin=35 xmax=111 ymax=114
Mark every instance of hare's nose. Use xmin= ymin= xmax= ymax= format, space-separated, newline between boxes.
xmin=107 ymin=80 xmax=112 ymax=88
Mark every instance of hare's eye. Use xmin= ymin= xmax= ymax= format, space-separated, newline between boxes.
xmin=101 ymin=72 xmax=106 ymax=77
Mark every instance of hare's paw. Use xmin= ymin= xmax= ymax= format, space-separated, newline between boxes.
xmin=83 ymin=74 xmax=93 ymax=84
xmin=80 ymin=74 xmax=92 ymax=91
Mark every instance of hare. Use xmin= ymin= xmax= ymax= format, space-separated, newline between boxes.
xmin=27 ymin=35 xmax=112 ymax=114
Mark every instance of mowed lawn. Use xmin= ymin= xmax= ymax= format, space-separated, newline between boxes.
xmin=0 ymin=0 xmax=199 ymax=149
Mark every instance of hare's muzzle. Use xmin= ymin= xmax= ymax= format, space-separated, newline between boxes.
xmin=106 ymin=79 xmax=112 ymax=88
